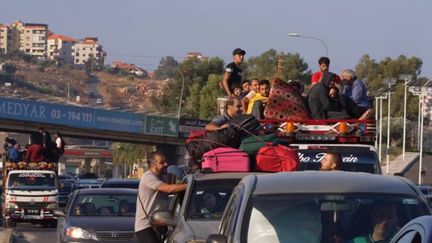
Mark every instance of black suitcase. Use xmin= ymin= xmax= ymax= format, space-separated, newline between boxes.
xmin=229 ymin=114 xmax=261 ymax=137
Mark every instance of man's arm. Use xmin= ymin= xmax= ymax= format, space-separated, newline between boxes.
xmin=157 ymin=182 xmax=187 ymax=194
xmin=205 ymin=122 xmax=228 ymax=132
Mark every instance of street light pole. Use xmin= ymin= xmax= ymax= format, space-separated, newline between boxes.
xmin=419 ymin=92 xmax=424 ymax=185
xmin=399 ymin=74 xmax=413 ymax=160
xmin=382 ymin=78 xmax=396 ymax=174
xmin=288 ymin=33 xmax=328 ymax=57
xmin=157 ymin=65 xmax=186 ymax=118
xmin=378 ymin=95 xmax=387 ymax=163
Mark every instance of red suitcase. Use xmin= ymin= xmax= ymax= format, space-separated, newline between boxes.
xmin=256 ymin=144 xmax=299 ymax=172
xmin=202 ymin=147 xmax=250 ymax=173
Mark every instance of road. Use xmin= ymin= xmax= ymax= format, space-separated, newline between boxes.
xmin=403 ymin=155 xmax=432 ymax=184
xmin=13 ymin=223 xmax=56 ymax=243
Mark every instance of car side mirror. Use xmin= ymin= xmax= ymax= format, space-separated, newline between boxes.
xmin=53 ymin=209 xmax=66 ymax=217
xmin=151 ymin=210 xmax=176 ymax=226
xmin=206 ymin=234 xmax=227 ymax=243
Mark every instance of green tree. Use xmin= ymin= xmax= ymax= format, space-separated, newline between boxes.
xmin=199 ymin=74 xmax=224 ymax=119
xmin=155 ymin=56 xmax=179 ymax=79
xmin=245 ymin=49 xmax=311 ymax=84
xmin=112 ymin=143 xmax=154 ymax=175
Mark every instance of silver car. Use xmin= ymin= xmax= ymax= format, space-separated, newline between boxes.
xmin=207 ymin=171 xmax=432 ymax=243
xmin=152 ymin=172 xmax=261 ymax=243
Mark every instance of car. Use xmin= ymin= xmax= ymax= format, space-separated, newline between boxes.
xmin=72 ymin=179 xmax=102 ymax=191
xmin=54 ymin=188 xmax=138 ymax=243
xmin=390 ymin=215 xmax=432 ymax=243
xmin=58 ymin=181 xmax=73 ymax=208
xmin=151 ymin=172 xmax=263 ymax=243
xmin=100 ymin=179 xmax=139 ymax=189
xmin=206 ymin=171 xmax=432 ymax=243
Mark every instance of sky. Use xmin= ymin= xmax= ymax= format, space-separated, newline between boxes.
xmin=2 ymin=0 xmax=432 ymax=79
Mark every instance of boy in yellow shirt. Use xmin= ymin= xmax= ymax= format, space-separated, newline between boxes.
xmin=246 ymin=80 xmax=270 ymax=119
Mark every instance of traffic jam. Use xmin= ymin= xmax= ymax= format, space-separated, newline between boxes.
xmin=2 ymin=111 xmax=432 ymax=243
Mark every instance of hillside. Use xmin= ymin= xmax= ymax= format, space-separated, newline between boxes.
xmin=0 ymin=59 xmax=165 ymax=112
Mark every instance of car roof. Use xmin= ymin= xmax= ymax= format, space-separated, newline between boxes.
xmin=103 ymin=179 xmax=139 ymax=184
xmin=251 ymin=171 xmax=417 ymax=196
xmin=192 ymin=172 xmax=267 ymax=181
xmin=75 ymin=188 xmax=137 ymax=194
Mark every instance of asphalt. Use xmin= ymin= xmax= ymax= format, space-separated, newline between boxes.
xmin=0 ymin=228 xmax=13 ymax=243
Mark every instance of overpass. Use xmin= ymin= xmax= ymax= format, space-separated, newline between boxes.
xmin=0 ymin=97 xmax=207 ymax=145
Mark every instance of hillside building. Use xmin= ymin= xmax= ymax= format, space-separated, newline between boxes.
xmin=47 ymin=34 xmax=76 ymax=65
xmin=72 ymin=37 xmax=105 ymax=68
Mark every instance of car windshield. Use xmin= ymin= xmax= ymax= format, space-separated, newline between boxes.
xmin=245 ymin=194 xmax=428 ymax=243
xmin=72 ymin=194 xmax=136 ymax=217
xmin=8 ymin=172 xmax=56 ymax=189
xmin=296 ymin=147 xmax=379 ymax=174
xmin=187 ymin=179 xmax=240 ymax=220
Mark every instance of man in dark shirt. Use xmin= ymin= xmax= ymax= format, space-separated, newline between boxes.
xmin=221 ymin=48 xmax=245 ymax=97
xmin=205 ymin=97 xmax=242 ymax=131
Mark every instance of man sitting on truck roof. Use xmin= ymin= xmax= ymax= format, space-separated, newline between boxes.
xmin=205 ymin=97 xmax=242 ymax=132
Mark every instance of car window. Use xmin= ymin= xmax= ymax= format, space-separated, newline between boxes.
xmin=244 ymin=194 xmax=428 ymax=243
xmin=296 ymin=147 xmax=380 ymax=174
xmin=71 ymin=194 xmax=136 ymax=217
xmin=8 ymin=172 xmax=56 ymax=188
xmin=220 ymin=184 xmax=245 ymax=238
xmin=187 ymin=179 xmax=240 ymax=220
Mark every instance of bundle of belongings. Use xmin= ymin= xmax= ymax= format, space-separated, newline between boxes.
xmin=186 ymin=114 xmax=300 ymax=173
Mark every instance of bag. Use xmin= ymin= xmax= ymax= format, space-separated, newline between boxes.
xmin=186 ymin=128 xmax=241 ymax=164
xmin=229 ymin=114 xmax=261 ymax=136
xmin=256 ymin=144 xmax=300 ymax=172
xmin=185 ymin=130 xmax=209 ymax=162
xmin=202 ymin=147 xmax=249 ymax=173
xmin=239 ymin=134 xmax=280 ymax=156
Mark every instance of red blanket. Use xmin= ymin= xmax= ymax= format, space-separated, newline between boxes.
xmin=264 ymin=78 xmax=310 ymax=120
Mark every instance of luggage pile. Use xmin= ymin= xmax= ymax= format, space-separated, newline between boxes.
xmin=186 ymin=114 xmax=300 ymax=174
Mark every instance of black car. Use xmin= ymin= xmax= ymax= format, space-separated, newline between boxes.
xmin=207 ymin=171 xmax=432 ymax=243
xmin=55 ymin=188 xmax=138 ymax=243
xmin=100 ymin=179 xmax=139 ymax=189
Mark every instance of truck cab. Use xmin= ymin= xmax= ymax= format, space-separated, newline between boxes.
xmin=2 ymin=164 xmax=58 ymax=228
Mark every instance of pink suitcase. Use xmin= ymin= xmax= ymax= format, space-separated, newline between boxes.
xmin=201 ymin=147 xmax=250 ymax=173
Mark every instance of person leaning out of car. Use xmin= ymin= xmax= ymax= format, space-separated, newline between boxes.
xmin=135 ymin=151 xmax=187 ymax=243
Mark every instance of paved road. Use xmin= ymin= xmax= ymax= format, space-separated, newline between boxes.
xmin=403 ymin=155 xmax=432 ymax=184
xmin=13 ymin=223 xmax=56 ymax=243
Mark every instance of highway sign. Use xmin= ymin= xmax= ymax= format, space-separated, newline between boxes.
xmin=145 ymin=115 xmax=179 ymax=137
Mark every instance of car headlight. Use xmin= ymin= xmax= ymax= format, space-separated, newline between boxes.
xmin=186 ymin=240 xmax=205 ymax=243
xmin=66 ymin=226 xmax=92 ymax=239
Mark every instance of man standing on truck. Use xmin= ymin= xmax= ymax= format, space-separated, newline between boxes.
xmin=220 ymin=48 xmax=246 ymax=97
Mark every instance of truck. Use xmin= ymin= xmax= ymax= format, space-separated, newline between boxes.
xmin=2 ymin=162 xmax=59 ymax=228
xmin=264 ymin=118 xmax=381 ymax=174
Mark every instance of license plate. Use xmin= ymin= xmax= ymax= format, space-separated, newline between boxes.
xmin=24 ymin=215 xmax=41 ymax=219
xmin=26 ymin=209 xmax=40 ymax=215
